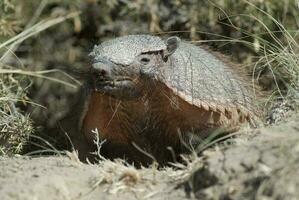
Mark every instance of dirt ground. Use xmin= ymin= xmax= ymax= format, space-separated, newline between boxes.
xmin=187 ymin=113 xmax=299 ymax=199
xmin=0 ymin=156 xmax=188 ymax=200
xmin=1 ymin=113 xmax=299 ymax=200
xmin=1 ymin=1 xmax=298 ymax=200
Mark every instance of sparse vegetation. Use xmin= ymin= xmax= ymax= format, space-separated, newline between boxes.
xmin=0 ymin=0 xmax=298 ymax=199
xmin=0 ymin=1 xmax=79 ymax=154
xmin=0 ymin=0 xmax=297 ymax=157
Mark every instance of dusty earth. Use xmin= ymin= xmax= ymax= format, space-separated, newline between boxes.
xmin=0 ymin=113 xmax=299 ymax=200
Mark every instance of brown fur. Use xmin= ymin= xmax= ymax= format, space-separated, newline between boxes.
xmin=76 ymin=40 xmax=260 ymax=165
xmin=81 ymin=78 xmax=252 ymax=165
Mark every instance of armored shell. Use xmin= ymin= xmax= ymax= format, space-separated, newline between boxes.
xmin=90 ymin=35 xmax=166 ymax=65
xmin=80 ymin=35 xmax=258 ymax=165
xmin=90 ymin=34 xmax=255 ymax=118
xmin=162 ymin=42 xmax=255 ymax=117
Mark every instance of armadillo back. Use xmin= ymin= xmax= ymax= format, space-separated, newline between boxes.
xmin=161 ymin=42 xmax=255 ymax=114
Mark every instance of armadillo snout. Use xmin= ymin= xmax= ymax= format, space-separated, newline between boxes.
xmin=92 ymin=62 xmax=112 ymax=77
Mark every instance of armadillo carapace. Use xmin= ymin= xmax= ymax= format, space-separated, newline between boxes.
xmin=81 ymin=35 xmax=257 ymax=165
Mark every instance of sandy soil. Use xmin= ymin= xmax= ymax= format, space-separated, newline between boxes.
xmin=187 ymin=113 xmax=299 ymax=199
xmin=1 ymin=114 xmax=299 ymax=200
xmin=0 ymin=155 xmax=188 ymax=200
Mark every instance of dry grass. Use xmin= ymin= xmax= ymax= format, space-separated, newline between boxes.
xmin=0 ymin=0 xmax=297 ymax=164
xmin=0 ymin=2 xmax=297 ymax=199
xmin=0 ymin=10 xmax=80 ymax=155
xmin=190 ymin=0 xmax=299 ymax=113
xmin=0 ymin=12 xmax=79 ymax=56
xmin=66 ymin=128 xmax=202 ymax=197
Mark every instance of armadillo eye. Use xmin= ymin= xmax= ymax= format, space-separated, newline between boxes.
xmin=140 ymin=57 xmax=150 ymax=65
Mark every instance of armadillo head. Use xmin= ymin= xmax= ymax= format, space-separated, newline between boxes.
xmin=89 ymin=35 xmax=180 ymax=99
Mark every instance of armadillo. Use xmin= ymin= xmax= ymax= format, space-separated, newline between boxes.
xmin=79 ymin=35 xmax=258 ymax=165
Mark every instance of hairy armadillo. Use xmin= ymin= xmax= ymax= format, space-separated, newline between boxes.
xmin=79 ymin=35 xmax=257 ymax=165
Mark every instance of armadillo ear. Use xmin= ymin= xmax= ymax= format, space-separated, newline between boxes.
xmin=163 ymin=36 xmax=180 ymax=61
xmin=88 ymin=45 xmax=98 ymax=58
